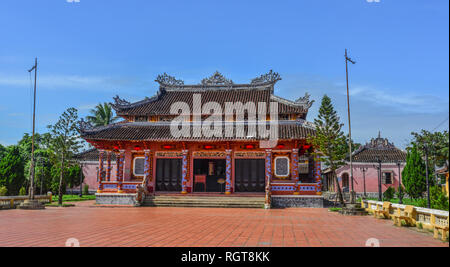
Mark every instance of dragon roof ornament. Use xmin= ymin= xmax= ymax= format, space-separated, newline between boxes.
xmin=155 ymin=73 xmax=184 ymax=86
xmin=78 ymin=118 xmax=94 ymax=132
xmin=295 ymin=93 xmax=315 ymax=110
xmin=112 ymin=95 xmax=131 ymax=108
xmin=251 ymin=70 xmax=282 ymax=85
xmin=201 ymin=71 xmax=234 ymax=86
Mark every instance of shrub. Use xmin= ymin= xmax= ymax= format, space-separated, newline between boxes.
xmin=417 ymin=222 xmax=423 ymax=229
xmin=83 ymin=184 xmax=89 ymax=195
xmin=430 ymin=186 xmax=449 ymax=211
xmin=383 ymin=187 xmax=395 ymax=201
xmin=416 ymin=186 xmax=449 ymax=211
xmin=19 ymin=187 xmax=27 ymax=196
xmin=0 ymin=186 xmax=7 ymax=196
xmin=329 ymin=207 xmax=342 ymax=212
xmin=396 ymin=186 xmax=405 ymax=200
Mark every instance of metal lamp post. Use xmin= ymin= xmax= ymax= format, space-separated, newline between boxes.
xmin=375 ymin=156 xmax=383 ymax=201
xmin=359 ymin=166 xmax=367 ymax=198
xmin=424 ymin=143 xmax=431 ymax=208
xmin=79 ymin=162 xmax=83 ymax=197
xmin=396 ymin=161 xmax=403 ymax=204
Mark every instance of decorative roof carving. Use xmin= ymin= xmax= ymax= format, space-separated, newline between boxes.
xmin=112 ymin=95 xmax=131 ymax=108
xmin=295 ymin=93 xmax=315 ymax=110
xmin=251 ymin=70 xmax=281 ymax=85
xmin=349 ymin=132 xmax=406 ymax=163
xmin=155 ymin=73 xmax=184 ymax=86
xmin=367 ymin=131 xmax=396 ymax=150
xmin=78 ymin=118 xmax=94 ymax=132
xmin=201 ymin=71 xmax=234 ymax=86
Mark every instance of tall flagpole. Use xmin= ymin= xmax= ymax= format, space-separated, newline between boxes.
xmin=345 ymin=49 xmax=356 ymax=204
xmin=19 ymin=58 xmax=44 ymax=209
xmin=28 ymin=57 xmax=38 ymax=201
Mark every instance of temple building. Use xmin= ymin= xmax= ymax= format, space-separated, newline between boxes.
xmin=80 ymin=71 xmax=322 ymax=207
xmin=325 ymin=133 xmax=407 ymax=198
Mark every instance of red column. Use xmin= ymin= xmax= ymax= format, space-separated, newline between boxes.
xmin=117 ymin=150 xmax=125 ymax=193
xmin=144 ymin=149 xmax=151 ymax=192
xmin=292 ymin=148 xmax=300 ymax=195
xmin=106 ymin=151 xmax=112 ymax=181
xmin=314 ymin=154 xmax=322 ymax=195
xmin=181 ymin=150 xmax=189 ymax=194
xmin=97 ymin=150 xmax=105 ymax=193
xmin=265 ymin=149 xmax=272 ymax=209
xmin=225 ymin=149 xmax=232 ymax=195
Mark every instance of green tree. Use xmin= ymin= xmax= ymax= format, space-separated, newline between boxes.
xmin=19 ymin=187 xmax=27 ymax=196
xmin=0 ymin=144 xmax=7 ymax=162
xmin=47 ymin=108 xmax=82 ymax=206
xmin=410 ymin=130 xmax=449 ymax=172
xmin=24 ymin=149 xmax=52 ymax=195
xmin=0 ymin=146 xmax=25 ymax=195
xmin=65 ymin=164 xmax=83 ymax=189
xmin=86 ymin=102 xmax=118 ymax=127
xmin=0 ymin=186 xmax=7 ymax=196
xmin=17 ymin=132 xmax=52 ymax=160
xmin=402 ymin=145 xmax=427 ymax=199
xmin=308 ymin=95 xmax=347 ymax=206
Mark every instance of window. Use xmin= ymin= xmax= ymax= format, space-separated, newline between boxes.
xmin=382 ymin=172 xmax=393 ymax=184
xmin=274 ymin=157 xmax=290 ymax=178
xmin=342 ymin=173 xmax=349 ymax=188
xmin=133 ymin=157 xmax=145 ymax=176
xmin=135 ymin=116 xmax=148 ymax=122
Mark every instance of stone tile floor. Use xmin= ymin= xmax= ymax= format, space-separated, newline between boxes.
xmin=0 ymin=201 xmax=447 ymax=247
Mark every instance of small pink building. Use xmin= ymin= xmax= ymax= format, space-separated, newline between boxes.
xmin=68 ymin=149 xmax=117 ymax=194
xmin=325 ymin=134 xmax=406 ymax=198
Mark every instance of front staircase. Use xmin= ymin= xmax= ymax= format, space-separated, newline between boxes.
xmin=142 ymin=194 xmax=265 ymax=208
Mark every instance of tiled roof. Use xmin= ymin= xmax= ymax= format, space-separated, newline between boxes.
xmin=351 ymin=134 xmax=406 ymax=163
xmin=75 ymin=148 xmax=117 ymax=162
xmin=113 ymin=88 xmax=306 ymax=116
xmin=80 ymin=121 xmax=315 ymax=142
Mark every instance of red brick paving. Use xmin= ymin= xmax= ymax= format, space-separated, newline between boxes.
xmin=0 ymin=201 xmax=447 ymax=247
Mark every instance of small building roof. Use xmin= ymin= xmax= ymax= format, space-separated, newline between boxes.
xmin=74 ymin=148 xmax=116 ymax=162
xmin=110 ymin=71 xmax=314 ymax=117
xmin=80 ymin=120 xmax=315 ymax=142
xmin=350 ymin=133 xmax=407 ymax=163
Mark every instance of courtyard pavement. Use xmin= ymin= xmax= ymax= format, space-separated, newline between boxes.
xmin=0 ymin=201 xmax=447 ymax=247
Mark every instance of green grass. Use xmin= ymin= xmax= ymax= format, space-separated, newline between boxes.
xmin=45 ymin=203 xmax=76 ymax=207
xmin=329 ymin=207 xmax=342 ymax=212
xmin=51 ymin=194 xmax=96 ymax=203
xmin=361 ymin=197 xmax=422 ymax=207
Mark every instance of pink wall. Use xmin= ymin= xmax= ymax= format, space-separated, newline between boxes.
xmin=71 ymin=162 xmax=118 ymax=192
xmin=335 ymin=163 xmax=404 ymax=193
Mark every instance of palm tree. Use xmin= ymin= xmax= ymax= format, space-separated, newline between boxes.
xmin=86 ymin=103 xmax=119 ymax=127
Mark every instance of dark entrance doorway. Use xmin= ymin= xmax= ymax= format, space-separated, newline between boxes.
xmin=193 ymin=159 xmax=226 ymax=192
xmin=155 ymin=158 xmax=182 ymax=191
xmin=235 ymin=159 xmax=265 ymax=192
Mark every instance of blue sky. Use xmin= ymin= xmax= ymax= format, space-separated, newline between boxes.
xmin=0 ymin=0 xmax=448 ymax=148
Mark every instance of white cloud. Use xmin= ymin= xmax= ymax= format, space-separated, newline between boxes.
xmin=344 ymin=85 xmax=448 ymax=114
xmin=0 ymin=73 xmax=150 ymax=92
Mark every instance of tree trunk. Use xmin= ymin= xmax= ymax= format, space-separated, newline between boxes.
xmin=333 ymin=169 xmax=345 ymax=207
xmin=58 ymin=153 xmax=65 ymax=206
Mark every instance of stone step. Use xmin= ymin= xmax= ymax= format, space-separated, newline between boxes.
xmin=142 ymin=195 xmax=265 ymax=208
xmin=143 ymin=202 xmax=264 ymax=208
xmin=144 ymin=200 xmax=264 ymax=205
xmin=145 ymin=197 xmax=264 ymax=202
